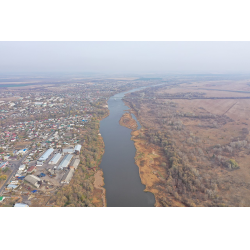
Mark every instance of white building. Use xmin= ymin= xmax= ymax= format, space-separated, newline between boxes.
xmin=38 ymin=148 xmax=54 ymax=162
xmin=62 ymin=148 xmax=74 ymax=154
xmin=14 ymin=203 xmax=29 ymax=207
xmin=58 ymin=154 xmax=73 ymax=170
xmin=17 ymin=148 xmax=27 ymax=155
xmin=19 ymin=164 xmax=25 ymax=171
xmin=74 ymin=144 xmax=81 ymax=153
xmin=49 ymin=153 xmax=62 ymax=164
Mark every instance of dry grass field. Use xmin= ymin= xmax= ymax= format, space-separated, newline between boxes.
xmin=125 ymin=79 xmax=250 ymax=206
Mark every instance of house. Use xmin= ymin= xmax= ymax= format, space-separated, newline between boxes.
xmin=0 ymin=161 xmax=8 ymax=169
xmin=36 ymin=161 xmax=43 ymax=166
xmin=17 ymin=148 xmax=27 ymax=155
xmin=24 ymin=175 xmax=41 ymax=188
xmin=27 ymin=166 xmax=36 ymax=174
xmin=6 ymin=184 xmax=18 ymax=190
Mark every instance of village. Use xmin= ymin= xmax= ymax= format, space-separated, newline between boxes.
xmin=0 ymin=81 xmax=113 ymax=206
xmin=0 ymin=77 xmax=166 ymax=206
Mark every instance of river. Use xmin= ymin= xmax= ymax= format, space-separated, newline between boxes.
xmin=99 ymin=86 xmax=156 ymax=207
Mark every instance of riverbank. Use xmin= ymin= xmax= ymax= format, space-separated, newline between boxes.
xmin=92 ymin=110 xmax=110 ymax=207
xmin=123 ymin=101 xmax=184 ymax=207
xmin=93 ymin=170 xmax=106 ymax=206
xmin=118 ymin=110 xmax=161 ymax=206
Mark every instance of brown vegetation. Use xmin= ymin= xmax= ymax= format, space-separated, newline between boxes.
xmin=119 ymin=112 xmax=138 ymax=130
xmin=124 ymin=80 xmax=250 ymax=206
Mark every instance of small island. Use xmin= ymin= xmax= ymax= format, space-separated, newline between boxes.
xmin=119 ymin=112 xmax=138 ymax=131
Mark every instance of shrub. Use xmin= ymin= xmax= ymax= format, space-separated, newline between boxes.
xmin=228 ymin=159 xmax=239 ymax=169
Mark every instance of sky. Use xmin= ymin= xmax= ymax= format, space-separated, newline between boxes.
xmin=1 ymin=42 xmax=250 ymax=75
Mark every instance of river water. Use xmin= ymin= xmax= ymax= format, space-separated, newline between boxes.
xmin=99 ymin=87 xmax=156 ymax=207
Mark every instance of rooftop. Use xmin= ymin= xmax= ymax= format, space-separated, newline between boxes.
xmin=39 ymin=148 xmax=54 ymax=161
xmin=14 ymin=203 xmax=29 ymax=207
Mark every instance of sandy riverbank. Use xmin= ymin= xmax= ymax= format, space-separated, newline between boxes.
xmin=119 ymin=112 xmax=164 ymax=206
xmin=94 ymin=170 xmax=106 ymax=206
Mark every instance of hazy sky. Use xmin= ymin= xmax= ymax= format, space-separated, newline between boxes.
xmin=1 ymin=42 xmax=250 ymax=75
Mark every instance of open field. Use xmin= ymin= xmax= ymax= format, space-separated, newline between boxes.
xmin=158 ymin=87 xmax=250 ymax=98
xmin=124 ymin=79 xmax=250 ymax=206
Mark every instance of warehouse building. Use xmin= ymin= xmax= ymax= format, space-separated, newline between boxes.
xmin=70 ymin=158 xmax=80 ymax=170
xmin=49 ymin=153 xmax=62 ymax=164
xmin=58 ymin=154 xmax=73 ymax=170
xmin=38 ymin=148 xmax=54 ymax=162
xmin=14 ymin=203 xmax=29 ymax=207
xmin=74 ymin=144 xmax=82 ymax=154
xmin=61 ymin=169 xmax=74 ymax=184
xmin=62 ymin=148 xmax=74 ymax=154
xmin=24 ymin=175 xmax=41 ymax=188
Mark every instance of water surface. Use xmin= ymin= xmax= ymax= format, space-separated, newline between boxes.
xmin=99 ymin=87 xmax=155 ymax=207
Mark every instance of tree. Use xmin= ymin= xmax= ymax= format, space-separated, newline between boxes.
xmin=0 ymin=175 xmax=7 ymax=181
xmin=161 ymin=162 xmax=167 ymax=167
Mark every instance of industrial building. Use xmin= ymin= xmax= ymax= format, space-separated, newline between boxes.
xmin=61 ymin=169 xmax=74 ymax=184
xmin=62 ymin=148 xmax=74 ymax=154
xmin=70 ymin=158 xmax=80 ymax=170
xmin=58 ymin=154 xmax=73 ymax=169
xmin=14 ymin=203 xmax=29 ymax=207
xmin=74 ymin=144 xmax=82 ymax=154
xmin=38 ymin=148 xmax=54 ymax=162
xmin=49 ymin=153 xmax=62 ymax=164
xmin=24 ymin=175 xmax=41 ymax=188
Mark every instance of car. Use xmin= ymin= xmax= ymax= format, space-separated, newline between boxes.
xmin=38 ymin=173 xmax=46 ymax=177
